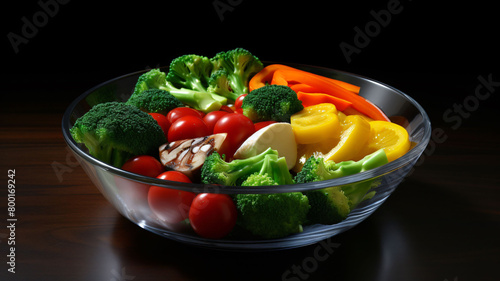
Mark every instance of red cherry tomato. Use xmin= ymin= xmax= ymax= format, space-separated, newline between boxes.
xmin=234 ymin=94 xmax=247 ymax=110
xmin=121 ymin=155 xmax=164 ymax=178
xmin=203 ymin=111 xmax=229 ymax=133
xmin=219 ymin=105 xmax=234 ymax=113
xmin=148 ymin=171 xmax=195 ymax=224
xmin=189 ymin=193 xmax=237 ymax=239
xmin=168 ymin=115 xmax=210 ymax=142
xmin=148 ymin=113 xmax=171 ymax=140
xmin=213 ymin=113 xmax=255 ymax=159
xmin=254 ymin=121 xmax=277 ymax=132
xmin=167 ymin=107 xmax=205 ymax=124
xmin=117 ymin=156 xmax=164 ymax=216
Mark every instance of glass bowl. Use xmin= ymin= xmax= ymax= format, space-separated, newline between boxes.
xmin=62 ymin=63 xmax=431 ymax=251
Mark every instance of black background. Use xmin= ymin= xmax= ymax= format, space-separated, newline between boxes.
xmin=4 ymin=0 xmax=499 ymax=111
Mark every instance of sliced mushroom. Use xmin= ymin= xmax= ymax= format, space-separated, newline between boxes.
xmin=159 ymin=133 xmax=227 ymax=180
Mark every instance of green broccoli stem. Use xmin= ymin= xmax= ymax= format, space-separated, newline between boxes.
xmin=336 ymin=149 xmax=388 ymax=208
xmin=341 ymin=180 xmax=378 ymax=209
xmin=166 ymin=87 xmax=222 ymax=113
xmin=185 ymin=78 xmax=227 ymax=105
xmin=227 ymin=74 xmax=247 ymax=95
xmin=259 ymin=155 xmax=295 ymax=185
xmin=296 ymin=149 xmax=388 ymax=217
xmin=224 ymin=149 xmax=278 ymax=185
xmin=186 ymin=77 xmax=207 ymax=93
xmin=108 ymin=147 xmax=134 ymax=168
xmin=208 ymin=92 xmax=228 ymax=105
xmin=84 ymin=135 xmax=133 ymax=168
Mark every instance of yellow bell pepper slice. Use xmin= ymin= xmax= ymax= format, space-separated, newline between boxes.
xmin=292 ymin=110 xmax=349 ymax=172
xmin=337 ymin=111 xmax=347 ymax=123
xmin=323 ymin=115 xmax=370 ymax=163
xmin=291 ymin=103 xmax=341 ymax=145
xmin=364 ymin=120 xmax=411 ymax=162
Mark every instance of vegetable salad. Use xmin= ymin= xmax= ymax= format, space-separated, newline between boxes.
xmin=71 ymin=48 xmax=411 ymax=240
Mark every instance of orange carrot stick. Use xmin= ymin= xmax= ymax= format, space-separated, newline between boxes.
xmin=250 ymin=64 xmax=360 ymax=94
xmin=328 ymin=78 xmax=360 ymax=94
xmin=297 ymin=92 xmax=353 ymax=111
xmin=290 ymin=83 xmax=317 ymax=93
xmin=272 ymin=68 xmax=389 ymax=121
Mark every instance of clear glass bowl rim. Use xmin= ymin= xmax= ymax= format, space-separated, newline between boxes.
xmin=61 ymin=62 xmax=432 ymax=194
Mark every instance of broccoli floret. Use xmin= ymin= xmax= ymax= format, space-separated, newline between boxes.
xmin=241 ymin=85 xmax=304 ymax=123
xmin=132 ymin=49 xmax=262 ymax=111
xmin=235 ymin=157 xmax=307 ymax=239
xmin=166 ymin=54 xmax=213 ymax=92
xmin=133 ymin=68 xmax=222 ymax=113
xmin=201 ymin=148 xmax=283 ymax=186
xmin=241 ymin=152 xmax=295 ymax=186
xmin=295 ymin=149 xmax=388 ymax=185
xmin=70 ymin=102 xmax=167 ymax=168
xmin=241 ymin=173 xmax=278 ymax=186
xmin=211 ymin=48 xmax=264 ymax=96
xmin=132 ymin=68 xmax=169 ymax=96
xmin=125 ymin=89 xmax=184 ymax=115
xmin=206 ymin=69 xmax=240 ymax=102
xmin=304 ymin=187 xmax=350 ymax=225
xmin=295 ymin=154 xmax=339 ymax=184
xmin=296 ymin=149 xmax=389 ymax=224
xmin=235 ymin=190 xmax=310 ymax=239
xmin=166 ymin=54 xmax=228 ymax=106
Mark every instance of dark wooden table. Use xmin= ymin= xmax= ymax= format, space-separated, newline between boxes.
xmin=1 ymin=69 xmax=499 ymax=281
